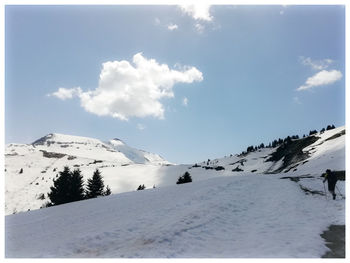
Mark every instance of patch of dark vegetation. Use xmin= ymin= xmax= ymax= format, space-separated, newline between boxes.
xmin=214 ymin=166 xmax=225 ymax=171
xmin=73 ymin=164 xmax=80 ymax=167
xmin=229 ymin=159 xmax=246 ymax=166
xmin=203 ymin=166 xmax=214 ymax=170
xmin=321 ymin=225 xmax=345 ymax=258
xmin=266 ymin=136 xmax=320 ymax=173
xmin=41 ymin=170 xmax=46 ymax=173
xmin=5 ymin=153 xmax=18 ymax=156
xmin=192 ymin=163 xmax=201 ymax=168
xmin=137 ymin=184 xmax=146 ymax=191
xmin=67 ymin=156 xmax=76 ymax=160
xmin=232 ymin=166 xmax=243 ymax=172
xmin=40 ymin=150 xmax=66 ymax=159
xmin=86 ymin=160 xmax=103 ymax=166
xmin=325 ymin=130 xmax=345 ymax=142
xmin=251 ymin=169 xmax=257 ymax=173
xmin=176 ymin=172 xmax=192 ymax=184
xmin=37 ymin=193 xmax=45 ymax=200
xmin=122 ymin=164 xmax=130 ymax=166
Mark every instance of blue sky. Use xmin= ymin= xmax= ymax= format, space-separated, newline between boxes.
xmin=5 ymin=5 xmax=345 ymax=164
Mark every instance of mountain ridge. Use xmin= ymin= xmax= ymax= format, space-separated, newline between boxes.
xmin=5 ymin=126 xmax=345 ymax=215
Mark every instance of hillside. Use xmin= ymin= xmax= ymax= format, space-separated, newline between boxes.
xmin=5 ymin=173 xmax=345 ymax=257
xmin=5 ymin=127 xmax=345 ymax=214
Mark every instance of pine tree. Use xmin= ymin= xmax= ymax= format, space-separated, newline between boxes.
xmin=176 ymin=172 xmax=192 ymax=184
xmin=86 ymin=169 xmax=105 ymax=199
xmin=70 ymin=169 xmax=85 ymax=202
xmin=104 ymin=185 xmax=112 ymax=196
xmin=137 ymin=184 xmax=146 ymax=191
xmin=48 ymin=166 xmax=72 ymax=206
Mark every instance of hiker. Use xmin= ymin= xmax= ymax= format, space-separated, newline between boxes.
xmin=323 ymin=169 xmax=338 ymax=200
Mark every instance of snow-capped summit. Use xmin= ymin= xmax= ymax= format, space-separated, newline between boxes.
xmin=107 ymin=138 xmax=170 ymax=165
xmin=32 ymin=133 xmax=103 ymax=146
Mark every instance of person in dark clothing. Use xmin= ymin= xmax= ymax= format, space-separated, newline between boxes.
xmin=323 ymin=169 xmax=338 ymax=200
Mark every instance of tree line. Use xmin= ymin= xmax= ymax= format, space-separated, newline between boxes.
xmin=239 ymin=124 xmax=336 ymax=156
xmin=46 ymin=166 xmax=111 ymax=207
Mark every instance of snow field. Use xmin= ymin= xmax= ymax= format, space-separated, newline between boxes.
xmin=5 ymin=127 xmax=345 ymax=215
xmin=5 ymin=174 xmax=344 ymax=258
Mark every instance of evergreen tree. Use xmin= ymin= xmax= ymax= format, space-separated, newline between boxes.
xmin=137 ymin=184 xmax=146 ymax=191
xmin=104 ymin=185 xmax=112 ymax=196
xmin=86 ymin=169 xmax=105 ymax=199
xmin=48 ymin=166 xmax=73 ymax=206
xmin=70 ymin=169 xmax=85 ymax=202
xmin=176 ymin=172 xmax=192 ymax=184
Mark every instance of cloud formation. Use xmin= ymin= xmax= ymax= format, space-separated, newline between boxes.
xmin=50 ymin=53 xmax=203 ymax=120
xmin=299 ymin=56 xmax=334 ymax=71
xmin=297 ymin=70 xmax=342 ymax=91
xmin=137 ymin=124 xmax=145 ymax=130
xmin=167 ymin=23 xmax=178 ymax=31
xmin=179 ymin=5 xmax=213 ymax=21
xmin=194 ymin=23 xmax=205 ymax=34
xmin=49 ymin=87 xmax=82 ymax=100
xmin=182 ymin=97 xmax=188 ymax=106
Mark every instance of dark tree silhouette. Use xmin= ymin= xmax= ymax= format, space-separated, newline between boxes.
xmin=137 ymin=184 xmax=146 ymax=191
xmin=70 ymin=169 xmax=85 ymax=202
xmin=176 ymin=172 xmax=192 ymax=184
xmin=86 ymin=169 xmax=105 ymax=199
xmin=104 ymin=185 xmax=112 ymax=196
xmin=48 ymin=166 xmax=74 ymax=206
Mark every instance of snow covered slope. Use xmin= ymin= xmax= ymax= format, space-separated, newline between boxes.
xmin=107 ymin=138 xmax=169 ymax=165
xmin=201 ymin=126 xmax=345 ymax=176
xmin=5 ymin=133 xmax=171 ymax=214
xmin=5 ymin=174 xmax=345 ymax=258
xmin=5 ymin=127 xmax=345 ymax=215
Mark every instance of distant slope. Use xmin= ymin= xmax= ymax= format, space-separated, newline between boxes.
xmin=5 ymin=174 xmax=345 ymax=257
xmin=107 ymin=138 xmax=170 ymax=165
xmin=202 ymin=126 xmax=345 ymax=175
xmin=5 ymin=133 xmax=171 ymax=214
xmin=4 ymin=127 xmax=345 ymax=215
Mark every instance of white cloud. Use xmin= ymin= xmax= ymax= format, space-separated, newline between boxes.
xmin=49 ymin=87 xmax=82 ymax=100
xmin=167 ymin=23 xmax=178 ymax=31
xmin=179 ymin=5 xmax=213 ymax=21
xmin=297 ymin=70 xmax=342 ymax=91
xmin=50 ymin=53 xmax=203 ymax=120
xmin=137 ymin=124 xmax=145 ymax=130
xmin=299 ymin=56 xmax=334 ymax=71
xmin=194 ymin=23 xmax=205 ymax=33
xmin=182 ymin=97 xmax=188 ymax=106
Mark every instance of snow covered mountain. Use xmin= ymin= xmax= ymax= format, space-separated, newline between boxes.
xmin=5 ymin=133 xmax=171 ymax=214
xmin=5 ymin=126 xmax=346 ymax=257
xmin=5 ymin=127 xmax=345 ymax=215
xmin=107 ymin=138 xmax=168 ymax=165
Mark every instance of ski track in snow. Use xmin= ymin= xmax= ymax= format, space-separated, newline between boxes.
xmin=5 ymin=174 xmax=345 ymax=258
